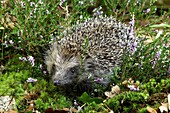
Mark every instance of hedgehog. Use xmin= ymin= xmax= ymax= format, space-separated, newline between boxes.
xmin=45 ymin=16 xmax=137 ymax=93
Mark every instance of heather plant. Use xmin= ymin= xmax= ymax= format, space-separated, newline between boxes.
xmin=0 ymin=0 xmax=170 ymax=112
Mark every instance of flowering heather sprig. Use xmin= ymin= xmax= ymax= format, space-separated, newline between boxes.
xmin=129 ymin=13 xmax=138 ymax=54
xmin=152 ymin=50 xmax=161 ymax=68
xmin=9 ymin=40 xmax=14 ymax=45
xmin=40 ymin=64 xmax=47 ymax=75
xmin=30 ymin=2 xmax=35 ymax=7
xmin=3 ymin=41 xmax=8 ymax=47
xmin=144 ymin=8 xmax=151 ymax=14
xmin=19 ymin=56 xmax=35 ymax=67
xmin=128 ymin=85 xmax=139 ymax=91
xmin=73 ymin=100 xmax=78 ymax=106
xmin=3 ymin=40 xmax=14 ymax=47
xmin=94 ymin=78 xmax=104 ymax=83
xmin=28 ymin=56 xmax=35 ymax=67
xmin=129 ymin=13 xmax=135 ymax=37
xmin=130 ymin=41 xmax=138 ymax=54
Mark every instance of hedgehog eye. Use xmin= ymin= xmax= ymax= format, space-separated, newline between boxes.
xmin=68 ymin=66 xmax=79 ymax=77
xmin=70 ymin=67 xmax=76 ymax=74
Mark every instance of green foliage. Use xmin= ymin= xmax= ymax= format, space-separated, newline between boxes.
xmin=141 ymin=78 xmax=170 ymax=94
xmin=55 ymin=96 xmax=71 ymax=109
xmin=0 ymin=70 xmax=29 ymax=96
xmin=78 ymin=92 xmax=103 ymax=104
xmin=138 ymin=108 xmax=147 ymax=113
xmin=80 ymin=102 xmax=108 ymax=113
xmin=105 ymin=92 xmax=149 ymax=112
xmin=35 ymin=95 xmax=71 ymax=112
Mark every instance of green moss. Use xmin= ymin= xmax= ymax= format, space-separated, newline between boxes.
xmin=81 ymin=102 xmax=108 ymax=113
xmin=0 ymin=70 xmax=29 ymax=96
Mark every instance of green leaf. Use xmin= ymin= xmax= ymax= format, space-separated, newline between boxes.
xmin=0 ymin=27 xmax=4 ymax=29
xmin=149 ymin=23 xmax=170 ymax=28
xmin=78 ymin=92 xmax=103 ymax=104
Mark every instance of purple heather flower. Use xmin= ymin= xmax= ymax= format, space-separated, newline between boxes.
xmin=9 ymin=40 xmax=14 ymax=45
xmin=54 ymin=80 xmax=60 ymax=84
xmin=129 ymin=13 xmax=135 ymax=31
xmin=19 ymin=56 xmax=27 ymax=61
xmin=128 ymin=13 xmax=138 ymax=54
xmin=94 ymin=78 xmax=104 ymax=83
xmin=155 ymin=51 xmax=161 ymax=59
xmin=152 ymin=50 xmax=162 ymax=68
xmin=27 ymin=77 xmax=37 ymax=82
xmin=43 ymin=71 xmax=47 ymax=75
xmin=4 ymin=41 xmax=8 ymax=47
xmin=128 ymin=0 xmax=131 ymax=3
xmin=28 ymin=56 xmax=35 ymax=66
xmin=30 ymin=2 xmax=35 ymax=7
xmin=60 ymin=0 xmax=66 ymax=6
xmin=129 ymin=13 xmax=135 ymax=40
xmin=145 ymin=8 xmax=150 ymax=14
xmin=128 ymin=85 xmax=139 ymax=91
xmin=74 ymin=100 xmax=78 ymax=106
xmin=130 ymin=41 xmax=138 ymax=53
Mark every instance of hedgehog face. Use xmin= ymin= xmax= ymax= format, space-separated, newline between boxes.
xmin=51 ymin=55 xmax=81 ymax=86
xmin=45 ymin=43 xmax=82 ymax=86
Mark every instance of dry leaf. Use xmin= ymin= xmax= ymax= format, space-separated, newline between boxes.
xmin=144 ymin=38 xmax=153 ymax=44
xmin=8 ymin=22 xmax=15 ymax=29
xmin=147 ymin=106 xmax=157 ymax=113
xmin=168 ymin=94 xmax=170 ymax=111
xmin=105 ymin=85 xmax=120 ymax=98
xmin=4 ymin=110 xmax=18 ymax=113
xmin=159 ymin=103 xmax=168 ymax=113
xmin=111 ymin=85 xmax=120 ymax=94
xmin=105 ymin=91 xmax=115 ymax=98
xmin=122 ymin=80 xmax=128 ymax=85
